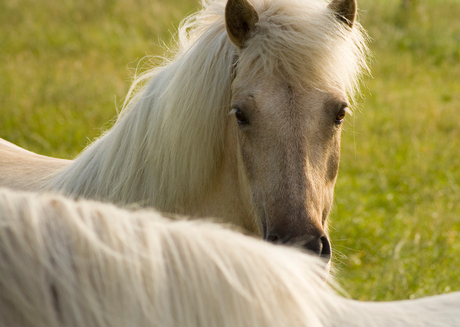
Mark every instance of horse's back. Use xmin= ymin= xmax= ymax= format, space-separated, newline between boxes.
xmin=0 ymin=138 xmax=70 ymax=191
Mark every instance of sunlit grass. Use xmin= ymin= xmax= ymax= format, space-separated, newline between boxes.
xmin=0 ymin=0 xmax=199 ymax=157
xmin=331 ymin=0 xmax=460 ymax=300
xmin=1 ymin=0 xmax=459 ymax=301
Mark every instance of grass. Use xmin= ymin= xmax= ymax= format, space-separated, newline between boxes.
xmin=0 ymin=0 xmax=199 ymax=157
xmin=1 ymin=0 xmax=459 ymax=301
xmin=331 ymin=0 xmax=460 ymax=300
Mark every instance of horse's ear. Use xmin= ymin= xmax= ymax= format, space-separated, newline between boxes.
xmin=328 ymin=0 xmax=357 ymax=28
xmin=225 ymin=0 xmax=259 ymax=48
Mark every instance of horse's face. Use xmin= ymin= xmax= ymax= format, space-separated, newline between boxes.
xmin=226 ymin=0 xmax=358 ymax=262
xmin=230 ymin=72 xmax=347 ymax=261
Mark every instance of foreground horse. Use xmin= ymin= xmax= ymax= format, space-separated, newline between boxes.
xmin=0 ymin=188 xmax=458 ymax=327
xmin=0 ymin=0 xmax=369 ymax=257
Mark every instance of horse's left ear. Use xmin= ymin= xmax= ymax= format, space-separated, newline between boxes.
xmin=225 ymin=0 xmax=259 ymax=48
xmin=328 ymin=0 xmax=357 ymax=28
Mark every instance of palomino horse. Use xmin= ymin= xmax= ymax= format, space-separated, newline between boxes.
xmin=0 ymin=188 xmax=459 ymax=327
xmin=0 ymin=0 xmax=369 ymax=259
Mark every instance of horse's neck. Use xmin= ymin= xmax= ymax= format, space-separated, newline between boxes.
xmin=49 ymin=100 xmax=256 ymax=230
xmin=45 ymin=107 xmax=153 ymax=205
xmin=46 ymin=34 xmax=256 ymax=230
xmin=335 ymin=293 xmax=460 ymax=327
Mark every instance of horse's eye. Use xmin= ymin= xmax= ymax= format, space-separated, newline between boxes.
xmin=233 ymin=108 xmax=249 ymax=125
xmin=335 ymin=106 xmax=347 ymax=125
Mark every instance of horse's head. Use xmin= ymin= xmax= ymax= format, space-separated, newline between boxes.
xmin=224 ymin=0 xmax=363 ymax=262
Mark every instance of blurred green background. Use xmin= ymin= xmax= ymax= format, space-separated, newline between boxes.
xmin=1 ymin=0 xmax=459 ymax=300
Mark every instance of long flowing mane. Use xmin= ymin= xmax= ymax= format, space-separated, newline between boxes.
xmin=1 ymin=188 xmax=459 ymax=327
xmin=44 ymin=0 xmax=369 ymax=211
xmin=0 ymin=188 xmax=335 ymax=326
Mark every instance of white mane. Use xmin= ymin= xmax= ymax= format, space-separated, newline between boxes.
xmin=0 ymin=188 xmax=459 ymax=327
xmin=44 ymin=0 xmax=369 ymax=210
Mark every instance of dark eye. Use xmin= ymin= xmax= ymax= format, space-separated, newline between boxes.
xmin=233 ymin=107 xmax=249 ymax=125
xmin=335 ymin=106 xmax=347 ymax=125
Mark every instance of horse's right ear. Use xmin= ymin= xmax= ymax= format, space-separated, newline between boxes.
xmin=225 ymin=0 xmax=259 ymax=48
xmin=328 ymin=0 xmax=357 ymax=28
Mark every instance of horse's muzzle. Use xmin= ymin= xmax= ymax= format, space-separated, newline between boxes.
xmin=266 ymin=231 xmax=332 ymax=263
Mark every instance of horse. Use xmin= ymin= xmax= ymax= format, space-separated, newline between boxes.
xmin=0 ymin=188 xmax=458 ymax=327
xmin=0 ymin=0 xmax=370 ymax=259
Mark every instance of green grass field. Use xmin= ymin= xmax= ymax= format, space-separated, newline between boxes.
xmin=1 ymin=0 xmax=459 ymax=301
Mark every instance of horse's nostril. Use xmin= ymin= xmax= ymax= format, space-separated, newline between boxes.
xmin=266 ymin=230 xmax=331 ymax=262
xmin=304 ymin=237 xmax=323 ymax=255
xmin=320 ymin=236 xmax=331 ymax=261
xmin=304 ymin=236 xmax=331 ymax=262
xmin=266 ymin=233 xmax=280 ymax=243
